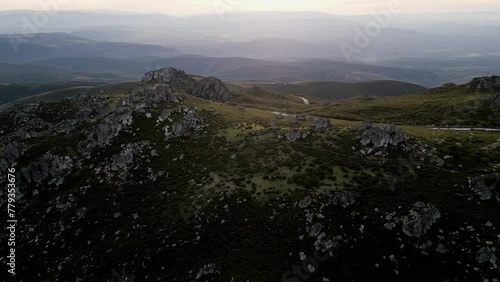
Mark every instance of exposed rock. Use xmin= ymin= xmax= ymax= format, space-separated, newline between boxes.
xmin=360 ymin=122 xmax=409 ymax=148
xmin=299 ymin=197 xmax=312 ymax=209
xmin=273 ymin=114 xmax=285 ymax=120
xmin=1 ymin=142 xmax=26 ymax=164
xmin=333 ymin=193 xmax=355 ymax=208
xmin=402 ymin=202 xmax=441 ymax=238
xmin=131 ymin=84 xmax=171 ymax=104
xmin=481 ymin=139 xmax=500 ymax=151
xmin=470 ymin=173 xmax=500 ymax=202
xmin=20 ymin=154 xmax=74 ymax=185
xmin=295 ymin=114 xmax=306 ymax=121
xmin=313 ymin=118 xmax=330 ymax=129
xmin=326 ymin=192 xmax=356 ymax=208
xmin=15 ymin=128 xmax=31 ymax=141
xmin=188 ymin=77 xmax=231 ymax=101
xmin=475 ymin=93 xmax=500 ymax=123
xmin=91 ymin=110 xmax=133 ymax=147
xmin=75 ymin=108 xmax=93 ymax=121
xmin=141 ymin=67 xmax=195 ymax=86
xmin=158 ymin=108 xmax=175 ymax=122
xmin=436 ymin=243 xmax=448 ymax=254
xmin=285 ymin=128 xmax=302 ymax=141
xmin=476 ymin=247 xmax=497 ymax=265
xmin=196 ymin=263 xmax=218 ymax=280
xmin=111 ymin=149 xmax=134 ymax=171
xmin=164 ymin=111 xmax=204 ymax=139
xmin=309 ymin=223 xmax=323 ymax=237
xmin=467 ymin=76 xmax=500 ymax=92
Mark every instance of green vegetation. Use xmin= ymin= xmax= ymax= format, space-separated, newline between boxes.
xmin=2 ymin=76 xmax=500 ymax=282
xmin=256 ymin=80 xmax=427 ymax=100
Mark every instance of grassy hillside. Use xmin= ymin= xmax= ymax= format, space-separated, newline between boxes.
xmin=0 ymin=63 xmax=137 ymax=84
xmin=305 ymin=84 xmax=500 ymax=126
xmin=1 ymin=76 xmax=499 ymax=281
xmin=251 ymin=80 xmax=427 ymax=100
xmin=0 ymin=82 xmax=103 ymax=105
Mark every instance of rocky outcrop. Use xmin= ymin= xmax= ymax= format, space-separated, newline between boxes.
xmin=132 ymin=84 xmax=171 ymax=104
xmin=467 ymin=76 xmax=500 ymax=92
xmin=313 ymin=118 xmax=330 ymax=129
xmin=90 ymin=110 xmax=133 ymax=147
xmin=110 ymin=141 xmax=150 ymax=172
xmin=402 ymin=202 xmax=441 ymax=238
xmin=164 ymin=111 xmax=204 ymax=139
xmin=470 ymin=173 xmax=500 ymax=202
xmin=20 ymin=154 xmax=74 ymax=185
xmin=320 ymin=190 xmax=356 ymax=208
xmin=157 ymin=108 xmax=175 ymax=123
xmin=196 ymin=263 xmax=219 ymax=280
xmin=476 ymin=247 xmax=497 ymax=265
xmin=187 ymin=77 xmax=231 ymax=101
xmin=285 ymin=128 xmax=302 ymax=141
xmin=141 ymin=67 xmax=195 ymax=86
xmin=1 ymin=142 xmax=26 ymax=163
xmin=359 ymin=122 xmax=409 ymax=148
xmin=475 ymin=93 xmax=500 ymax=124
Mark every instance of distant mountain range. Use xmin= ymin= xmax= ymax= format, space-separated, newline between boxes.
xmin=0 ymin=10 xmax=499 ymax=86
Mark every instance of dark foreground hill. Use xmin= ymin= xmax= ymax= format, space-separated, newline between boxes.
xmin=0 ymin=69 xmax=498 ymax=281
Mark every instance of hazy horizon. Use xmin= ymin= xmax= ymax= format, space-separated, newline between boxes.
xmin=1 ymin=0 xmax=500 ymax=16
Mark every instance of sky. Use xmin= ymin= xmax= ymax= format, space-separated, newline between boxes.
xmin=1 ymin=0 xmax=499 ymax=16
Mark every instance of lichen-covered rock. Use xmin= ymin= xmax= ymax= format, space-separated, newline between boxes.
xmin=91 ymin=110 xmax=133 ymax=147
xmin=130 ymin=84 xmax=171 ymax=105
xmin=468 ymin=75 xmax=500 ymax=92
xmin=1 ymin=142 xmax=26 ymax=164
xmin=158 ymin=108 xmax=175 ymax=122
xmin=299 ymin=197 xmax=312 ymax=209
xmin=141 ymin=67 xmax=195 ymax=86
xmin=20 ymin=154 xmax=74 ymax=185
xmin=360 ymin=122 xmax=409 ymax=148
xmin=402 ymin=202 xmax=441 ymax=238
xmin=313 ymin=118 xmax=330 ymax=129
xmin=187 ymin=77 xmax=231 ymax=101
xmin=164 ymin=111 xmax=204 ymax=139
xmin=476 ymin=247 xmax=497 ymax=265
xmin=470 ymin=173 xmax=500 ymax=202
xmin=285 ymin=128 xmax=302 ymax=141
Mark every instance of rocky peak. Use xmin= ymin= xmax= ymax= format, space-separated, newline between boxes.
xmin=141 ymin=67 xmax=195 ymax=86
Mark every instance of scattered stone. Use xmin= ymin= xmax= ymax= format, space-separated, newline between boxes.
xmin=313 ymin=118 xmax=330 ymax=129
xmin=359 ymin=122 xmax=409 ymax=148
xmin=295 ymin=114 xmax=306 ymax=121
xmin=285 ymin=128 xmax=302 ymax=141
xmin=402 ymin=202 xmax=441 ymax=238
xmin=299 ymin=197 xmax=312 ymax=209
xmin=476 ymin=247 xmax=497 ymax=265
xmin=470 ymin=173 xmax=500 ymax=202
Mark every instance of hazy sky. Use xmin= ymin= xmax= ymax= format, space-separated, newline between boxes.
xmin=1 ymin=0 xmax=499 ymax=16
